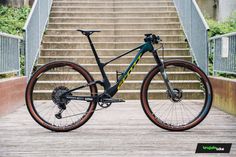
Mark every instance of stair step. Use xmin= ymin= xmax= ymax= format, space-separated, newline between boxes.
xmin=52 ymin=2 xmax=174 ymax=7
xmin=48 ymin=23 xmax=181 ymax=29
xmin=35 ymin=80 xmax=201 ymax=90
xmin=54 ymin=0 xmax=172 ymax=1
xmin=54 ymin=0 xmax=173 ymax=1
xmin=50 ymin=11 xmax=178 ymax=17
xmin=35 ymin=63 xmax=156 ymax=72
xmin=38 ymin=56 xmax=192 ymax=64
xmin=51 ymin=6 xmax=176 ymax=12
xmin=45 ymin=29 xmax=184 ymax=36
xmin=42 ymin=42 xmax=188 ymax=49
xmin=34 ymin=71 xmax=198 ymax=81
xmin=36 ymin=64 xmax=197 ymax=75
xmin=32 ymin=89 xmax=204 ymax=100
xmin=43 ymin=35 xmax=185 ymax=42
xmin=49 ymin=17 xmax=179 ymax=23
xmin=40 ymin=48 xmax=190 ymax=56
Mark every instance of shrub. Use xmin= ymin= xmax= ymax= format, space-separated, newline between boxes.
xmin=0 ymin=5 xmax=30 ymax=78
xmin=0 ymin=5 xmax=30 ymax=36
xmin=207 ymin=12 xmax=236 ymax=37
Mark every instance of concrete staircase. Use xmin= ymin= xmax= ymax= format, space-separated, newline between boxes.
xmin=35 ymin=0 xmax=203 ymax=100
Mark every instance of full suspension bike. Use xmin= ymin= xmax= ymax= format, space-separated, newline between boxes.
xmin=25 ymin=29 xmax=213 ymax=132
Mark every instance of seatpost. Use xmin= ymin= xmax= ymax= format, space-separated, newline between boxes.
xmin=86 ymin=35 xmax=101 ymax=63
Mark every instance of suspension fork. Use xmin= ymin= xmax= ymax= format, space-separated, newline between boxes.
xmin=152 ymin=49 xmax=176 ymax=98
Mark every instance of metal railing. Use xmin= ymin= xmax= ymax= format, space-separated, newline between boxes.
xmin=173 ymin=0 xmax=209 ymax=74
xmin=209 ymin=32 xmax=236 ymax=75
xmin=0 ymin=32 xmax=23 ymax=76
xmin=23 ymin=0 xmax=53 ymax=78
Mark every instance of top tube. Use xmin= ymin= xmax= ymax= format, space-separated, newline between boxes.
xmin=104 ymin=41 xmax=154 ymax=96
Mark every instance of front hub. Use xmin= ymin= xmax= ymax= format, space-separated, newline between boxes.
xmin=167 ymin=88 xmax=183 ymax=102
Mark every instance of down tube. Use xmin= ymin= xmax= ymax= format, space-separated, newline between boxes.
xmin=106 ymin=45 xmax=149 ymax=97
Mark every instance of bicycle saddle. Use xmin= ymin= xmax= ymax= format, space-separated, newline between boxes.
xmin=77 ymin=29 xmax=101 ymax=36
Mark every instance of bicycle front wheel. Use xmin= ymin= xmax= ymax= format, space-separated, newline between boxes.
xmin=25 ymin=61 xmax=97 ymax=132
xmin=141 ymin=60 xmax=212 ymax=131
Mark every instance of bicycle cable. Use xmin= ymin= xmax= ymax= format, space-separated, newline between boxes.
xmin=161 ymin=43 xmax=164 ymax=61
xmin=157 ymin=43 xmax=164 ymax=61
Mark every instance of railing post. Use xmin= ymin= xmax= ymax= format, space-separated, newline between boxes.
xmin=17 ymin=39 xmax=21 ymax=76
xmin=38 ymin=0 xmax=40 ymax=49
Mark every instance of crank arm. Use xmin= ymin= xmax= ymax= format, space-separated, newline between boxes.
xmin=65 ymin=95 xmax=97 ymax=102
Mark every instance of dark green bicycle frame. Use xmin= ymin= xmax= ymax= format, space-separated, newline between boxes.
xmin=104 ymin=42 xmax=154 ymax=97
xmin=64 ymin=34 xmax=174 ymax=101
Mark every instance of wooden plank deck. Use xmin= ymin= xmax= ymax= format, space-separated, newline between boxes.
xmin=0 ymin=100 xmax=235 ymax=157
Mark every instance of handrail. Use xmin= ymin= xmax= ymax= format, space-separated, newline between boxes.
xmin=192 ymin=0 xmax=209 ymax=31
xmin=0 ymin=32 xmax=23 ymax=40
xmin=209 ymin=32 xmax=236 ymax=40
xmin=23 ymin=0 xmax=53 ymax=78
xmin=173 ymin=0 xmax=209 ymax=74
xmin=209 ymin=32 xmax=236 ymax=75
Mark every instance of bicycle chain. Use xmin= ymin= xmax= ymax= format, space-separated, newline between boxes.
xmin=60 ymin=106 xmax=106 ymax=119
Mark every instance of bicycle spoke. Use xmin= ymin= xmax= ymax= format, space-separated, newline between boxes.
xmin=144 ymin=61 xmax=212 ymax=131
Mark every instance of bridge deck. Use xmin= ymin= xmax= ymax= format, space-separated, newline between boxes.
xmin=0 ymin=101 xmax=235 ymax=156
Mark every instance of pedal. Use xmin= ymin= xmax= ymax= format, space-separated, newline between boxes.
xmin=112 ymin=98 xmax=125 ymax=103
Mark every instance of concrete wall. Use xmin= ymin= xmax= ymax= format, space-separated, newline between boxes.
xmin=196 ymin=0 xmax=236 ymax=21
xmin=0 ymin=77 xmax=27 ymax=116
xmin=217 ymin=0 xmax=236 ymax=21
xmin=0 ymin=0 xmax=29 ymax=7
xmin=196 ymin=0 xmax=217 ymax=19
xmin=210 ymin=77 xmax=236 ymax=116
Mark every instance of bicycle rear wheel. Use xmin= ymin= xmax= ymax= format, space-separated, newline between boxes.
xmin=25 ymin=61 xmax=97 ymax=132
xmin=141 ymin=60 xmax=212 ymax=131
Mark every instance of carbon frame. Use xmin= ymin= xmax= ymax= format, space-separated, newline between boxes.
xmin=88 ymin=35 xmax=155 ymax=98
xmin=63 ymin=35 xmax=155 ymax=101
xmin=103 ymin=42 xmax=154 ymax=97
xmin=63 ymin=34 xmax=174 ymax=102
xmin=63 ymin=34 xmax=177 ymax=102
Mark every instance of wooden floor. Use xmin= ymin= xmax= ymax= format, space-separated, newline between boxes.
xmin=0 ymin=101 xmax=235 ymax=157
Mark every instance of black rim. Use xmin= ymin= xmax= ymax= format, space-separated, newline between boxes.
xmin=26 ymin=61 xmax=97 ymax=131
xmin=141 ymin=60 xmax=212 ymax=131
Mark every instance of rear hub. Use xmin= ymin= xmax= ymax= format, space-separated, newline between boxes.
xmin=51 ymin=86 xmax=71 ymax=109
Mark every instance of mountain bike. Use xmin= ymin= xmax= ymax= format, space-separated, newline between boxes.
xmin=25 ymin=29 xmax=213 ymax=132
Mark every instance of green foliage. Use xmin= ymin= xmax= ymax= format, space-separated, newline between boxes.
xmin=0 ymin=5 xmax=30 ymax=78
xmin=207 ymin=12 xmax=236 ymax=78
xmin=207 ymin=12 xmax=236 ymax=37
xmin=0 ymin=5 xmax=30 ymax=36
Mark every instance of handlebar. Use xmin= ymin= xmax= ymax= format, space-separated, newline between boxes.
xmin=144 ymin=33 xmax=162 ymax=44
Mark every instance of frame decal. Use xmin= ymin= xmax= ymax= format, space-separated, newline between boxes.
xmin=117 ymin=52 xmax=143 ymax=90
